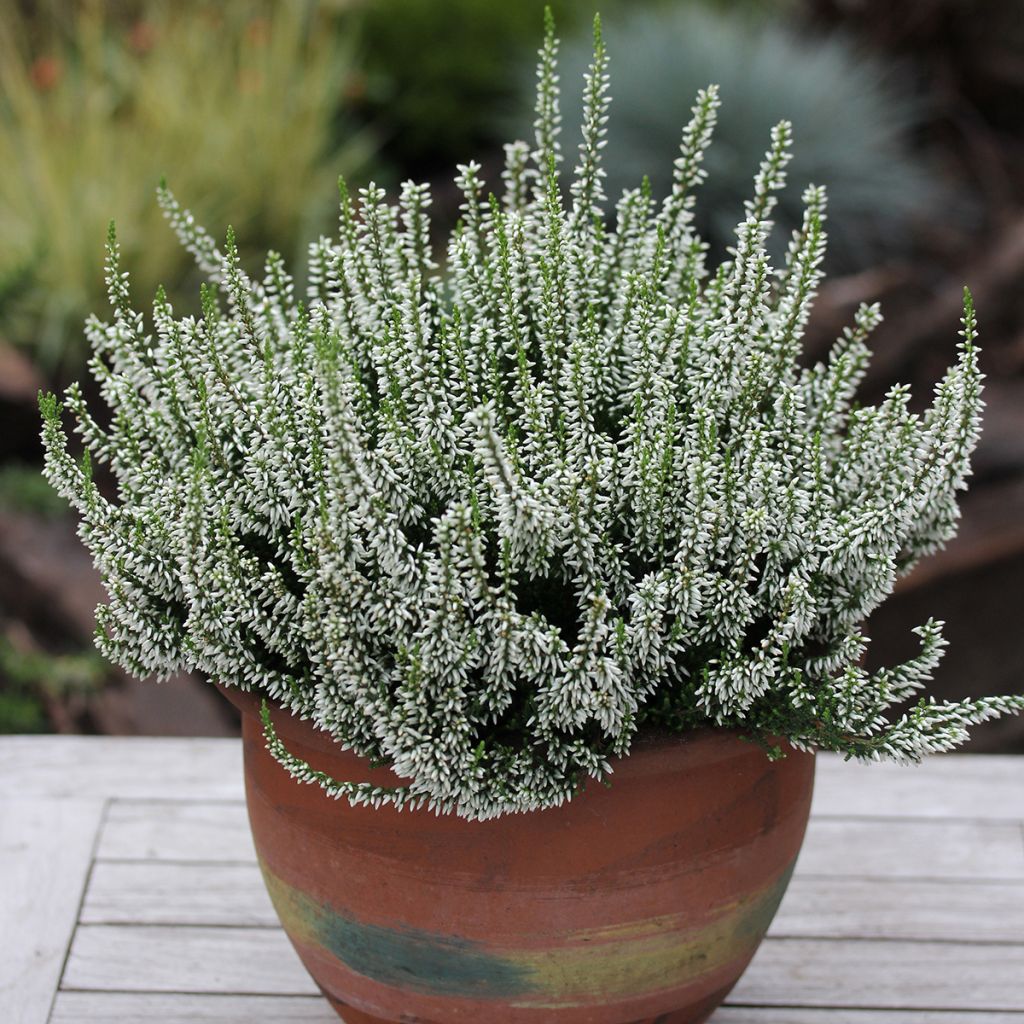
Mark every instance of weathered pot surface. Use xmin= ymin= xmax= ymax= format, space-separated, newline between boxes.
xmin=220 ymin=685 xmax=815 ymax=1024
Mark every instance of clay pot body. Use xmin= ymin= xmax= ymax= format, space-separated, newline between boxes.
xmin=221 ymin=687 xmax=815 ymax=1024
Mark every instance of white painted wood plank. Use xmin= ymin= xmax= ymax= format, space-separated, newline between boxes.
xmin=713 ymin=1011 xmax=1024 ymax=1023
xmin=62 ymin=925 xmax=318 ymax=995
xmin=797 ymin=818 xmax=1024 ymax=880
xmin=81 ymin=862 xmax=277 ymax=926
xmin=0 ymin=798 xmax=104 ymax=1024
xmin=64 ymin=928 xmax=1024 ymax=1009
xmin=0 ymin=737 xmax=243 ymax=800
xmin=813 ymin=754 xmax=1024 ymax=820
xmin=97 ymin=800 xmax=255 ymax=863
xmin=96 ymin=799 xmax=1024 ymax=883
xmin=4 ymin=738 xmax=1021 ymax=819
xmin=732 ymin=938 xmax=1024 ymax=1011
xmin=78 ymin=858 xmax=1024 ymax=943
xmin=50 ymin=992 xmax=338 ymax=1022
xmin=772 ymin=877 xmax=1024 ymax=942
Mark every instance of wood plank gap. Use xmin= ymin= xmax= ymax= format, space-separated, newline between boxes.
xmin=71 ymin=922 xmax=283 ymax=932
xmin=766 ymin=935 xmax=1024 ymax=948
xmin=761 ymin=935 xmax=1024 ymax=948
xmin=57 ymin=988 xmax=321 ymax=997
xmin=795 ymin=873 xmax=1024 ymax=886
xmin=722 ymin=1004 xmax=1024 ymax=1015
xmin=107 ymin=797 xmax=246 ymax=807
xmin=94 ymin=857 xmax=258 ymax=868
xmin=48 ymin=799 xmax=110 ymax=1021
xmin=812 ymin=813 xmax=1024 ymax=825
xmin=713 ymin=1013 xmax=1024 ymax=1023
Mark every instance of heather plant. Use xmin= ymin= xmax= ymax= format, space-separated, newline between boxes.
xmin=40 ymin=15 xmax=1023 ymax=819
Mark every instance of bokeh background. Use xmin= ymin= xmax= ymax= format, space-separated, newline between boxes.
xmin=1 ymin=0 xmax=1021 ymax=748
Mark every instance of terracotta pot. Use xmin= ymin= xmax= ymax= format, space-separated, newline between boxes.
xmin=220 ymin=686 xmax=815 ymax=1024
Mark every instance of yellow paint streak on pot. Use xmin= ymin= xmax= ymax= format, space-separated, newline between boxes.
xmin=508 ymin=862 xmax=796 ymax=1007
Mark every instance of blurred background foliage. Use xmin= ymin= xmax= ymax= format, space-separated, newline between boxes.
xmin=0 ymin=635 xmax=106 ymax=733
xmin=0 ymin=0 xmax=374 ymax=373
xmin=1 ymin=0 xmax=1022 ymax=744
xmin=351 ymin=0 xmax=604 ymax=178
xmin=548 ymin=4 xmax=940 ymax=272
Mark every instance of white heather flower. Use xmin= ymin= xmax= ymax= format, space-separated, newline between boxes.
xmin=40 ymin=17 xmax=1023 ymax=820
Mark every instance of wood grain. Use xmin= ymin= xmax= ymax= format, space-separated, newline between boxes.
xmin=95 ymin=798 xmax=1024 ymax=881
xmin=79 ymin=859 xmax=1024 ymax=943
xmin=81 ymin=862 xmax=277 ymax=927
xmin=46 ymin=994 xmax=1024 ymax=1023
xmin=62 ymin=924 xmax=317 ymax=995
xmin=4 ymin=738 xmax=1021 ymax=817
xmin=62 ymin=925 xmax=1024 ymax=1010
xmin=797 ymin=817 xmax=1024 ymax=879
xmin=713 ymin=1012 xmax=1024 ymax=1023
xmin=733 ymin=937 xmax=1024 ymax=1011
xmin=813 ymin=754 xmax=1024 ymax=820
xmin=49 ymin=992 xmax=338 ymax=1022
xmin=97 ymin=800 xmax=255 ymax=863
xmin=772 ymin=877 xmax=1024 ymax=942
xmin=0 ymin=737 xmax=243 ymax=801
xmin=0 ymin=798 xmax=103 ymax=1024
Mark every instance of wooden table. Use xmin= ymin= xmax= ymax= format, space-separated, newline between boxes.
xmin=2 ymin=737 xmax=1022 ymax=1023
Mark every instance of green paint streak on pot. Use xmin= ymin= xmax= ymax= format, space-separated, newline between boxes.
xmin=260 ymin=857 xmax=795 ymax=1006
xmin=260 ymin=861 xmax=539 ymax=998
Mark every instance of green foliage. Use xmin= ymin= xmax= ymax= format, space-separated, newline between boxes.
xmin=354 ymin=0 xmax=624 ymax=174
xmin=0 ymin=637 xmax=106 ymax=733
xmin=544 ymin=4 xmax=936 ymax=270
xmin=0 ymin=692 xmax=48 ymax=733
xmin=0 ymin=1 xmax=375 ymax=371
xmin=40 ymin=14 xmax=1022 ymax=818
xmin=0 ymin=463 xmax=69 ymax=519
